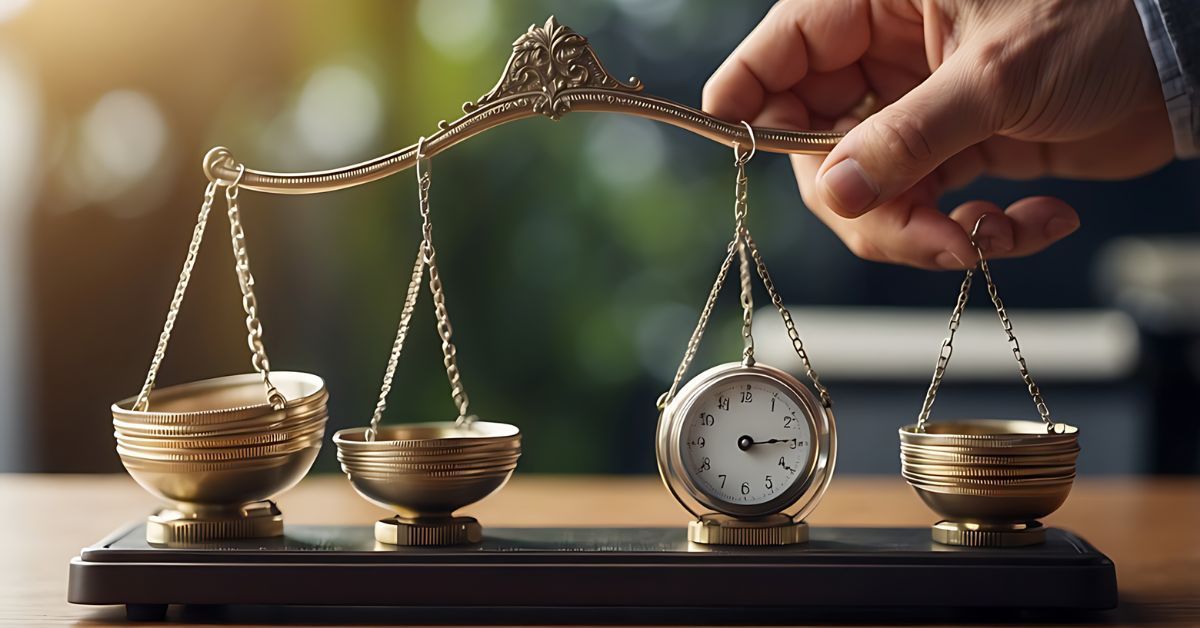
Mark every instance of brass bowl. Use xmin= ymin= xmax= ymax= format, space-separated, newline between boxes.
xmin=908 ymin=480 xmax=1073 ymax=522
xmin=899 ymin=419 xmax=1078 ymax=448
xmin=900 ymin=445 xmax=1079 ymax=466
xmin=113 ymin=408 xmax=327 ymax=440
xmin=116 ymin=432 xmax=325 ymax=462
xmin=112 ymin=372 xmax=328 ymax=427
xmin=339 ymin=458 xmax=521 ymax=474
xmin=900 ymin=460 xmax=1076 ymax=479
xmin=334 ymin=440 xmax=522 ymax=460
xmin=342 ymin=465 xmax=515 ymax=519
xmin=114 ymin=418 xmax=327 ymax=450
xmin=333 ymin=422 xmax=520 ymax=451
xmin=902 ymin=469 xmax=1074 ymax=488
xmin=118 ymin=444 xmax=321 ymax=515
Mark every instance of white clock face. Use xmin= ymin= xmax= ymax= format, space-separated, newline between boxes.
xmin=679 ymin=377 xmax=814 ymax=509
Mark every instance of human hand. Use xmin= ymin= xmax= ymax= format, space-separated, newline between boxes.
xmin=703 ymin=0 xmax=1173 ymax=269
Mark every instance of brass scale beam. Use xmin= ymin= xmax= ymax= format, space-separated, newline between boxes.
xmin=204 ymin=16 xmax=844 ymax=194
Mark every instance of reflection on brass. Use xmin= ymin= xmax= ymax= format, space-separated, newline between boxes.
xmin=896 ymin=216 xmax=1079 ymax=547
xmin=203 ymin=16 xmax=844 ymax=194
xmin=687 ymin=514 xmax=809 ymax=546
xmin=146 ymin=500 xmax=284 ymax=545
xmin=374 ymin=516 xmax=483 ymax=546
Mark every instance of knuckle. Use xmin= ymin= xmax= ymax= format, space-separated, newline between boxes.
xmin=843 ymin=232 xmax=885 ymax=262
xmin=869 ymin=110 xmax=935 ymax=167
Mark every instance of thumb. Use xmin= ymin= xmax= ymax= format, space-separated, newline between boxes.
xmin=816 ymin=53 xmax=1000 ymax=217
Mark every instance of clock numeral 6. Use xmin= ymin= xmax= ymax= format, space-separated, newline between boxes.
xmin=740 ymin=482 xmax=750 ymax=495
xmin=697 ymin=413 xmax=715 ymax=427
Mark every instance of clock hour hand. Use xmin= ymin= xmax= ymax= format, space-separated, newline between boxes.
xmin=736 ymin=435 xmax=796 ymax=451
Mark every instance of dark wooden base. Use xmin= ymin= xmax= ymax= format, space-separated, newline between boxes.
xmin=69 ymin=524 xmax=1117 ymax=622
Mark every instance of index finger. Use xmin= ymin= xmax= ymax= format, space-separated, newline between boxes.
xmin=702 ymin=0 xmax=871 ymax=123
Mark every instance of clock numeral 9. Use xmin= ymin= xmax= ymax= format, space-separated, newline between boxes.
xmin=688 ymin=436 xmax=705 ymax=449
xmin=697 ymin=413 xmax=715 ymax=427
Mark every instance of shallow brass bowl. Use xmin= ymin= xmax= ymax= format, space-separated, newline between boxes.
xmin=119 ymin=444 xmax=321 ymax=514
xmin=899 ymin=419 xmax=1078 ymax=449
xmin=114 ymin=418 xmax=327 ymax=450
xmin=908 ymin=480 xmax=1073 ymax=522
xmin=116 ymin=432 xmax=325 ymax=462
xmin=112 ymin=372 xmax=328 ymax=426
xmin=333 ymin=440 xmax=522 ymax=459
xmin=900 ymin=444 xmax=1079 ymax=465
xmin=337 ymin=448 xmax=519 ymax=464
xmin=339 ymin=457 xmax=521 ymax=474
xmin=112 ymin=402 xmax=327 ymax=438
xmin=900 ymin=461 xmax=1076 ymax=479
xmin=333 ymin=422 xmax=520 ymax=451
xmin=342 ymin=465 xmax=515 ymax=519
xmin=902 ymin=469 xmax=1074 ymax=487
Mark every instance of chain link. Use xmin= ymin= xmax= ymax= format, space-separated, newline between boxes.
xmin=366 ymin=247 xmax=426 ymax=441
xmin=916 ymin=215 xmax=1054 ymax=431
xmin=224 ymin=173 xmax=286 ymax=410
xmin=415 ymin=145 xmax=474 ymax=426
xmin=743 ymin=231 xmax=833 ymax=409
xmin=734 ymin=158 xmax=755 ymax=365
xmin=133 ymin=181 xmax=219 ymax=411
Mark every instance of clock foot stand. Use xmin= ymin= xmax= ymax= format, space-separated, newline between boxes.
xmin=688 ymin=513 xmax=808 ymax=545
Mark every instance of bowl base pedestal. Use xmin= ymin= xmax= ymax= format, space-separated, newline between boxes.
xmin=146 ymin=500 xmax=283 ymax=544
xmin=374 ymin=515 xmax=482 ymax=546
xmin=932 ymin=519 xmax=1045 ymax=547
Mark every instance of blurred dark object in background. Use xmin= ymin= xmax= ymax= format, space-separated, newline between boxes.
xmin=0 ymin=0 xmax=1197 ymax=475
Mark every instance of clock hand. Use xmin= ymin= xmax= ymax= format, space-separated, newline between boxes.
xmin=736 ymin=435 xmax=797 ymax=451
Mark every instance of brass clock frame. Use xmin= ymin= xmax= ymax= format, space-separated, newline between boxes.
xmin=656 ymin=362 xmax=836 ymax=525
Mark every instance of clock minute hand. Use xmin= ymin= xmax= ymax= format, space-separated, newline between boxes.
xmin=736 ymin=435 xmax=796 ymax=451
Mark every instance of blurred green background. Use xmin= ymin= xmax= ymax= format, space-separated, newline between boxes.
xmin=2 ymin=0 xmax=1198 ymax=476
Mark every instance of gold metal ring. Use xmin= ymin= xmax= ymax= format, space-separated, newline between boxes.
xmin=734 ymin=120 xmax=757 ymax=165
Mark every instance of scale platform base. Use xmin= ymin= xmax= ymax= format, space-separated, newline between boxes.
xmin=69 ymin=524 xmax=1116 ymax=622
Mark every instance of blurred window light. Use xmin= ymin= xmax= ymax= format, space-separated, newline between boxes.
xmin=584 ymin=116 xmax=666 ymax=188
xmin=75 ymin=89 xmax=168 ymax=205
xmin=613 ymin=0 xmax=685 ymax=28
xmin=416 ymin=0 xmax=498 ymax=61
xmin=0 ymin=47 xmax=36 ymax=471
xmin=294 ymin=64 xmax=382 ymax=162
xmin=0 ymin=0 xmax=31 ymax=24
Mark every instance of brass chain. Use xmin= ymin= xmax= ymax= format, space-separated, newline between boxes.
xmin=133 ymin=180 xmax=219 ymax=411
xmin=743 ymin=231 xmax=833 ymax=409
xmin=224 ymin=171 xmax=286 ymax=410
xmin=916 ymin=215 xmax=1054 ymax=431
xmin=415 ymin=143 xmax=474 ymax=426
xmin=366 ymin=247 xmax=426 ymax=441
xmin=734 ymin=158 xmax=755 ymax=365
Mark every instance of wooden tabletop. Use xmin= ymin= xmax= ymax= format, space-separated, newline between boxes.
xmin=1 ymin=473 xmax=1197 ymax=626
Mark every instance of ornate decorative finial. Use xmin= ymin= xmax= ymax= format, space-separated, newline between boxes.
xmin=464 ymin=16 xmax=644 ymax=120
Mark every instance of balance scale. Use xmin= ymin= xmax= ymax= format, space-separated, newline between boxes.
xmin=69 ymin=16 xmax=1117 ymax=622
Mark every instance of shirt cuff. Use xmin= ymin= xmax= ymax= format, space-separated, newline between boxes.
xmin=1134 ymin=0 xmax=1200 ymax=159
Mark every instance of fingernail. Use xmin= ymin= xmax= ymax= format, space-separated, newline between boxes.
xmin=979 ymin=235 xmax=1013 ymax=254
xmin=1045 ymin=216 xmax=1079 ymax=240
xmin=935 ymin=250 xmax=968 ymax=270
xmin=819 ymin=158 xmax=879 ymax=216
